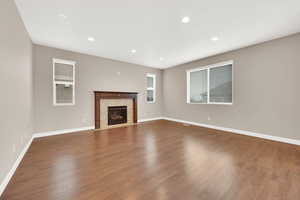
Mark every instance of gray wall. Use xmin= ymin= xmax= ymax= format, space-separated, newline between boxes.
xmin=163 ymin=33 xmax=300 ymax=140
xmin=0 ymin=0 xmax=33 ymax=183
xmin=33 ymin=45 xmax=163 ymax=133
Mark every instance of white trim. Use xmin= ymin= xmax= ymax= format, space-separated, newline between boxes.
xmin=187 ymin=102 xmax=233 ymax=105
xmin=162 ymin=117 xmax=300 ymax=146
xmin=138 ymin=117 xmax=163 ymax=123
xmin=186 ymin=60 xmax=234 ymax=73
xmin=52 ymin=58 xmax=76 ymax=65
xmin=0 ymin=136 xmax=34 ymax=197
xmin=54 ymin=81 xmax=74 ymax=85
xmin=186 ymin=60 xmax=233 ymax=105
xmin=146 ymin=73 xmax=156 ymax=103
xmin=207 ymin=67 xmax=210 ymax=103
xmin=53 ymin=103 xmax=75 ymax=106
xmin=186 ymin=69 xmax=190 ymax=103
xmin=53 ymin=58 xmax=76 ymax=106
xmin=33 ymin=126 xmax=94 ymax=138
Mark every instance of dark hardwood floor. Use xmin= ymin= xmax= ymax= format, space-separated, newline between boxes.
xmin=1 ymin=120 xmax=300 ymax=200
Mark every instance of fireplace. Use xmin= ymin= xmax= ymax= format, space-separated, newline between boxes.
xmin=94 ymin=91 xmax=138 ymax=129
xmin=108 ymin=106 xmax=127 ymax=125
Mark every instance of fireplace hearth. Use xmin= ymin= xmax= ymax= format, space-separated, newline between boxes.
xmin=108 ymin=106 xmax=127 ymax=125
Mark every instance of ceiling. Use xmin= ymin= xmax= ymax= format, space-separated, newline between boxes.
xmin=15 ymin=0 xmax=300 ymax=69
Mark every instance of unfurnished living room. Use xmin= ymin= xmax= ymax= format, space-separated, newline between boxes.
xmin=1 ymin=0 xmax=300 ymax=199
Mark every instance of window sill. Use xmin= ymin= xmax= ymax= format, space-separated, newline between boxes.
xmin=187 ymin=102 xmax=233 ymax=105
xmin=146 ymin=101 xmax=156 ymax=104
xmin=54 ymin=103 xmax=75 ymax=106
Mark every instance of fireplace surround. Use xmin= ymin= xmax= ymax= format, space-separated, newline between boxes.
xmin=94 ymin=91 xmax=138 ymax=129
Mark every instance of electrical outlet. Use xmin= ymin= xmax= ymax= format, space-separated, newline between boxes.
xmin=208 ymin=116 xmax=211 ymax=121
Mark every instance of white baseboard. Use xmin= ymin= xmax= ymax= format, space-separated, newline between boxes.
xmin=0 ymin=135 xmax=34 ymax=197
xmin=33 ymin=126 xmax=95 ymax=138
xmin=138 ymin=117 xmax=163 ymax=123
xmin=163 ymin=117 xmax=300 ymax=146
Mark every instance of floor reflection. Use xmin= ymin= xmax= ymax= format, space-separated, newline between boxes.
xmin=183 ymin=135 xmax=236 ymax=198
xmin=52 ymin=155 xmax=78 ymax=199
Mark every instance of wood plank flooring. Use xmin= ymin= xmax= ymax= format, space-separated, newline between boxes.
xmin=1 ymin=120 xmax=300 ymax=200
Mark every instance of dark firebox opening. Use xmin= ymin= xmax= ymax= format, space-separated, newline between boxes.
xmin=108 ymin=106 xmax=127 ymax=125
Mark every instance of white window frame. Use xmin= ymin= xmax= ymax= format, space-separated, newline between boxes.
xmin=146 ymin=73 xmax=156 ymax=103
xmin=53 ymin=58 xmax=76 ymax=106
xmin=186 ymin=60 xmax=233 ymax=105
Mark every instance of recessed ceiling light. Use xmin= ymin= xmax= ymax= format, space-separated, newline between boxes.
xmin=88 ymin=37 xmax=95 ymax=42
xmin=181 ymin=16 xmax=190 ymax=24
xmin=131 ymin=49 xmax=137 ymax=54
xmin=211 ymin=36 xmax=219 ymax=41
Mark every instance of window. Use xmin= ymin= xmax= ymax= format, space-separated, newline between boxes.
xmin=187 ymin=61 xmax=233 ymax=105
xmin=53 ymin=58 xmax=76 ymax=106
xmin=146 ymin=73 xmax=156 ymax=103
